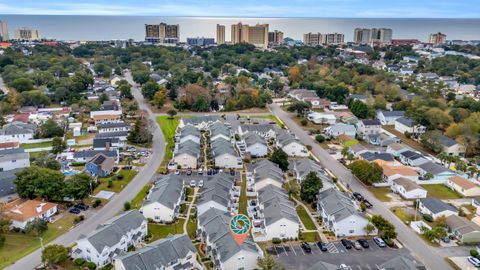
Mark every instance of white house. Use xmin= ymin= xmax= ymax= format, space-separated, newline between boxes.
xmin=0 ymin=121 xmax=37 ymax=143
xmin=198 ymin=208 xmax=263 ymax=270
xmin=92 ymin=114 xmax=122 ymax=125
xmin=72 ymin=210 xmax=147 ymax=267
xmin=290 ymin=158 xmax=333 ymax=190
xmin=0 ymin=148 xmax=30 ymax=172
xmin=177 ymin=125 xmax=201 ymax=144
xmin=376 ymin=110 xmax=405 ymax=125
xmin=307 ymin=112 xmax=336 ymax=125
xmin=196 ymin=173 xmax=236 ymax=216
xmin=356 ymin=119 xmax=382 ymax=139
xmin=173 ymin=140 xmax=200 ymax=169
xmin=249 ymin=160 xmax=284 ymax=191
xmin=114 ymin=234 xmax=203 ymax=270
xmin=98 ymin=122 xmax=130 ymax=134
xmin=438 ymin=134 xmax=466 ymax=156
xmin=90 ymin=109 xmax=122 ymax=118
xmin=380 ymin=164 xmax=419 ymax=183
xmin=243 ymin=132 xmax=268 ymax=157
xmin=418 ymin=198 xmax=458 ymax=219
xmin=209 ymin=122 xmax=231 ymax=142
xmin=447 ymin=176 xmax=480 ymax=197
xmin=238 ymin=124 xmax=278 ymax=139
xmin=398 ymin=150 xmax=430 ymax=167
xmin=72 ymin=150 xmax=118 ymax=163
xmin=141 ymin=174 xmax=185 ymax=223
xmin=391 ymin=178 xmax=427 ymax=199
xmin=394 ymin=117 xmax=426 ymax=135
xmin=324 ymin=123 xmax=357 ymax=138
xmin=211 ymin=138 xmax=242 ymax=168
xmin=5 ymin=200 xmax=58 ymax=230
xmin=276 ymin=132 xmax=308 ymax=157
xmin=178 ymin=115 xmax=220 ymax=130
xmin=317 ymin=188 xmax=370 ymax=237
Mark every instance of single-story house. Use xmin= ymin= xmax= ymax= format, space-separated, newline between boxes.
xmin=447 ymin=176 xmax=480 ymax=197
xmin=417 ymin=162 xmax=456 ymax=182
xmin=348 ymin=144 xmax=369 ymax=158
xmin=307 ymin=112 xmax=336 ymax=125
xmin=324 ymin=123 xmax=357 ymax=138
xmin=391 ymin=178 xmax=427 ymax=199
xmin=4 ymin=199 xmax=58 ymax=230
xmin=399 ymin=150 xmax=430 ymax=166
xmin=360 ymin=151 xmax=397 ymax=166
xmin=386 ymin=143 xmax=412 ymax=157
xmin=445 ymin=215 xmax=480 ymax=244
xmin=418 ymin=198 xmax=458 ymax=219
xmin=366 ymin=133 xmax=400 ymax=147
xmin=381 ymin=164 xmax=419 ymax=183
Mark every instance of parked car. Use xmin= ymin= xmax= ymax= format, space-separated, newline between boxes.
xmin=358 ymin=239 xmax=369 ymax=248
xmin=441 ymin=237 xmax=450 ymax=243
xmin=363 ymin=200 xmax=373 ymax=208
xmin=317 ymin=242 xmax=328 ymax=252
xmin=353 ymin=241 xmax=362 ymax=250
xmin=174 ymin=170 xmax=180 ymax=175
xmin=468 ymin=256 xmax=480 ymax=267
xmin=353 ymin=192 xmax=364 ymax=201
xmin=198 ymin=180 xmax=204 ymax=187
xmin=75 ymin=203 xmax=89 ymax=211
xmin=300 ymin=242 xmax=312 ymax=253
xmin=373 ymin=237 xmax=386 ymax=247
xmin=341 ymin=239 xmax=352 ymax=249
xmin=186 ymin=170 xmax=192 ymax=176
xmin=69 ymin=208 xmax=81 ymax=214
xmin=189 ymin=180 xmax=196 ymax=187
xmin=207 ymin=169 xmax=213 ymax=175
xmin=230 ymin=169 xmax=235 ymax=176
xmin=198 ymin=168 xmax=203 ymax=175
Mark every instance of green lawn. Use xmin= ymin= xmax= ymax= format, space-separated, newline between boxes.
xmin=20 ymin=141 xmax=52 ymax=149
xmin=390 ymin=207 xmax=415 ymax=223
xmin=94 ymin=169 xmax=138 ymax=194
xmin=29 ymin=151 xmax=49 ymax=160
xmin=148 ymin=219 xmax=185 ymax=242
xmin=156 ymin=116 xmax=180 ymax=171
xmin=420 ymin=184 xmax=462 ymax=199
xmin=239 ymin=174 xmax=247 ymax=215
xmin=186 ymin=217 xmax=197 ymax=240
xmin=0 ymin=214 xmax=76 ymax=269
xmin=296 ymin=205 xmax=316 ymax=230
xmin=131 ymin=184 xmax=151 ymax=209
xmin=368 ymin=187 xmax=392 ymax=202
xmin=300 ymin=231 xmax=318 ymax=242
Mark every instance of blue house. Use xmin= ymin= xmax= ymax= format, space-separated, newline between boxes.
xmin=85 ymin=153 xmax=115 ymax=177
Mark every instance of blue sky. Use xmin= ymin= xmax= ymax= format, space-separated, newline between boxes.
xmin=0 ymin=0 xmax=478 ymax=17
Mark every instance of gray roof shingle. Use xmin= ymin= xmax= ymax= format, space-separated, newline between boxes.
xmin=419 ymin=198 xmax=457 ymax=214
xmin=143 ymin=174 xmax=184 ymax=209
xmin=317 ymin=188 xmax=367 ymax=222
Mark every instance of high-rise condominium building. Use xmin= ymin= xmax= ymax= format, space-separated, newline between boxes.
xmin=428 ymin=32 xmax=447 ymax=44
xmin=354 ymin=28 xmax=392 ymax=45
xmin=231 ymin=23 xmax=269 ymax=49
xmin=216 ymin=24 xmax=225 ymax=45
xmin=14 ymin=28 xmax=40 ymax=40
xmin=144 ymin=23 xmax=179 ymax=44
xmin=268 ymin=30 xmax=284 ymax=45
xmin=303 ymin=32 xmax=323 ymax=46
xmin=0 ymin=21 xmax=8 ymax=41
xmin=304 ymin=32 xmax=344 ymax=46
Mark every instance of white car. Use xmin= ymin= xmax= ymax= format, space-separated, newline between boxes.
xmin=468 ymin=256 xmax=480 ymax=267
xmin=198 ymin=180 xmax=204 ymax=187
xmin=189 ymin=180 xmax=196 ymax=187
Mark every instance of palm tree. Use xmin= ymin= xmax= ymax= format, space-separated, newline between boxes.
xmin=341 ymin=146 xmax=349 ymax=160
xmin=365 ymin=224 xmax=375 ymax=235
xmin=258 ymin=254 xmax=280 ymax=270
xmin=456 ymin=160 xmax=467 ymax=173
xmin=284 ymin=180 xmax=300 ymax=200
xmin=467 ymin=166 xmax=478 ymax=179
xmin=437 ymin=152 xmax=448 ymax=166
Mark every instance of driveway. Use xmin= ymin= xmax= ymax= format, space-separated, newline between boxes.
xmin=7 ymin=72 xmax=166 ymax=270
xmin=268 ymin=102 xmax=452 ymax=270
xmin=267 ymin=241 xmax=419 ymax=270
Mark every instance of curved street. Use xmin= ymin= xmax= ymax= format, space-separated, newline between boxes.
xmin=6 ymin=72 xmax=165 ymax=270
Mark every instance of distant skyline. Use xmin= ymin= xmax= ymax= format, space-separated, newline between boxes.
xmin=0 ymin=0 xmax=479 ymax=18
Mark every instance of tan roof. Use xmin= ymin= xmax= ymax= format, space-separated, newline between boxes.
xmin=392 ymin=177 xmax=425 ymax=192
xmin=4 ymin=199 xmax=57 ymax=222
xmin=0 ymin=141 xmax=19 ymax=149
xmin=449 ymin=175 xmax=479 ymax=190
xmin=93 ymin=114 xmax=121 ymax=121
xmin=381 ymin=164 xmax=418 ymax=177
xmin=446 ymin=215 xmax=480 ymax=235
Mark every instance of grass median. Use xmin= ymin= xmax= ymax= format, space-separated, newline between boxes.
xmin=156 ymin=116 xmax=180 ymax=172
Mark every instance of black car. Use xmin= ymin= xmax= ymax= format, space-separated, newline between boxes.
xmin=317 ymin=242 xmax=328 ymax=252
xmin=69 ymin=208 xmax=81 ymax=214
xmin=186 ymin=170 xmax=192 ymax=176
xmin=230 ymin=169 xmax=235 ymax=176
xmin=353 ymin=192 xmax=364 ymax=201
xmin=300 ymin=242 xmax=312 ymax=253
xmin=341 ymin=239 xmax=352 ymax=249
xmin=358 ymin=239 xmax=369 ymax=248
xmin=75 ymin=203 xmax=89 ymax=211
xmin=363 ymin=200 xmax=373 ymax=208
xmin=207 ymin=170 xmax=213 ymax=175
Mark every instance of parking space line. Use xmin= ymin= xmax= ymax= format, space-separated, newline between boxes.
xmin=375 ymin=264 xmax=381 ymax=269
xmin=290 ymin=244 xmax=297 ymax=256
xmin=280 ymin=245 xmax=288 ymax=256
xmin=365 ymin=264 xmax=372 ymax=270
xmin=272 ymin=246 xmax=279 ymax=258
xmin=298 ymin=245 xmax=305 ymax=255
xmin=356 ymin=265 xmax=362 ymax=270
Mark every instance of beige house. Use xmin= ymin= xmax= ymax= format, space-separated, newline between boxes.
xmin=447 ymin=176 xmax=480 ymax=197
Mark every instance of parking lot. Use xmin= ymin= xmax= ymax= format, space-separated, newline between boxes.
xmin=267 ymin=240 xmax=420 ymax=270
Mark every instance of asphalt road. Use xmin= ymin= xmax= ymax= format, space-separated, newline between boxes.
xmin=268 ymin=102 xmax=451 ymax=270
xmin=7 ymin=72 xmax=165 ymax=270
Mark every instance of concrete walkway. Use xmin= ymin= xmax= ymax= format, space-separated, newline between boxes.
xmin=183 ymin=188 xmax=198 ymax=233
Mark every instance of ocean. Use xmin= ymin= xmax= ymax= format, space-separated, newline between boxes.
xmin=0 ymin=15 xmax=479 ymax=42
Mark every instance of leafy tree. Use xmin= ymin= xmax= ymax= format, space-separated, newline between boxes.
xmin=25 ymin=218 xmax=48 ymax=236
xmin=192 ymin=95 xmax=209 ymax=112
xmin=152 ymin=87 xmax=167 ymax=108
xmin=315 ymin=134 xmax=325 ymax=143
xmin=38 ymin=119 xmax=64 ymax=138
xmin=141 ymin=81 xmax=159 ymax=100
xmin=33 ymin=154 xmax=61 ymax=170
xmin=349 ymin=100 xmax=369 ymax=119
xmin=51 ymin=137 xmax=66 ymax=154
xmin=420 ymin=130 xmax=444 ymax=153
xmin=371 ymin=215 xmax=397 ymax=240
xmin=0 ymin=234 xmax=5 ymax=248
xmin=64 ymin=173 xmax=93 ymax=200
xmin=124 ymin=201 xmax=132 ymax=211
xmin=42 ymin=244 xmax=70 ymax=266
xmin=287 ymin=101 xmax=311 ymax=116
xmin=257 ymin=254 xmax=282 ymax=270
xmin=167 ymin=109 xmax=177 ymax=118
xmin=19 ymin=90 xmax=51 ymax=107
xmin=284 ymin=180 xmax=300 ymax=200
xmin=132 ymin=71 xmax=150 ymax=85
xmin=269 ymin=148 xmax=289 ymax=171
xmin=118 ymin=84 xmax=133 ymax=99
xmin=127 ymin=117 xmax=153 ymax=144
xmin=349 ymin=160 xmax=383 ymax=184
xmin=14 ymin=166 xmax=65 ymax=201
xmin=10 ymin=77 xmax=34 ymax=92
xmin=300 ymin=172 xmax=323 ymax=204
